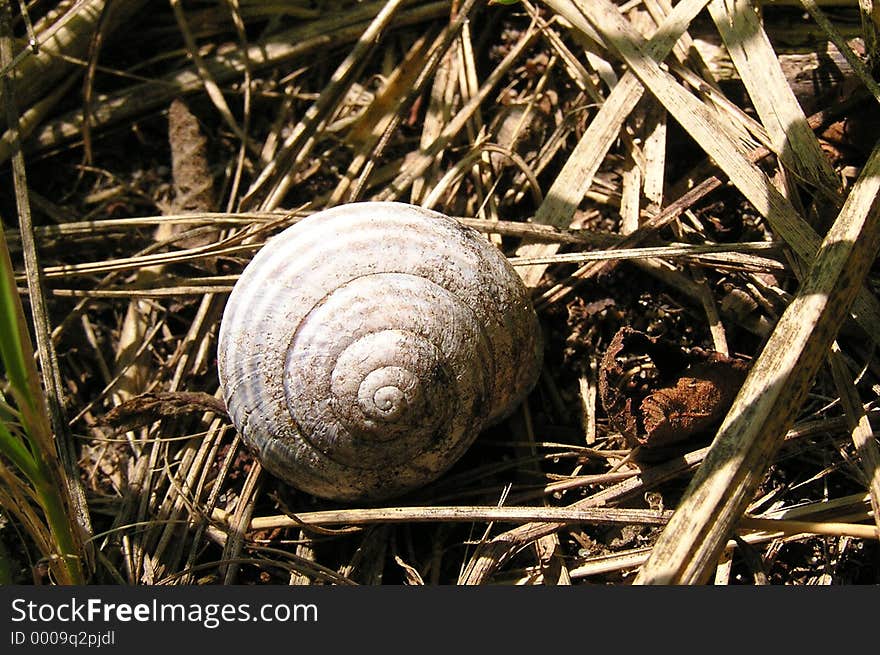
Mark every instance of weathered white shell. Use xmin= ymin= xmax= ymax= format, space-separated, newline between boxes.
xmin=217 ymin=202 xmax=542 ymax=501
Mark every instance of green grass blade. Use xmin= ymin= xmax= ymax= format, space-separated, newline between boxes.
xmin=0 ymin=419 xmax=39 ymax=483
xmin=0 ymin=203 xmax=84 ymax=584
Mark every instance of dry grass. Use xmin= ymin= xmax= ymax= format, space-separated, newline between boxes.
xmin=1 ymin=0 xmax=879 ymax=585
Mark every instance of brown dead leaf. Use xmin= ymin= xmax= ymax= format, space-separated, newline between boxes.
xmin=598 ymin=327 xmax=749 ymax=449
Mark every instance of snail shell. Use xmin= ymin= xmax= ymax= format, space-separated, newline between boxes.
xmin=217 ymin=202 xmax=542 ymax=501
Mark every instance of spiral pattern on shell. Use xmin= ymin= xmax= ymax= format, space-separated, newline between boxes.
xmin=217 ymin=202 xmax=542 ymax=501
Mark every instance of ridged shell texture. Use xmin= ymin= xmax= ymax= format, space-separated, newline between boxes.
xmin=217 ymin=202 xmax=542 ymax=501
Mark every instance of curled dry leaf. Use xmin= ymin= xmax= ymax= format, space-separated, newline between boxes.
xmin=97 ymin=391 xmax=228 ymax=433
xmin=598 ymin=327 xmax=749 ymax=450
xmin=168 ymin=98 xmax=217 ymax=215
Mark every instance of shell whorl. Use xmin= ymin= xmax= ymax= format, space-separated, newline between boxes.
xmin=217 ymin=202 xmax=542 ymax=501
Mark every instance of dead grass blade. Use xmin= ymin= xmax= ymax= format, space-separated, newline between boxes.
xmin=707 ymin=0 xmax=840 ymax=203
xmin=516 ymin=0 xmax=710 ymax=288
xmin=1 ymin=0 xmax=148 ymax=117
xmin=374 ymin=14 xmax=540 ymax=201
xmin=633 ymin=137 xmax=880 ymax=585
xmin=331 ymin=30 xmax=436 ymax=205
xmin=215 ymin=505 xmax=673 ymax=531
xmin=0 ymin=73 xmax=76 ymax=164
xmin=567 ymin=0 xmax=880 ymax=345
xmin=168 ymin=0 xmax=247 ymax=145
xmin=827 ymin=342 xmax=880 ymax=533
xmin=242 ymin=0 xmax=410 ymax=210
xmin=459 ymin=410 xmax=869 ymax=584
xmin=221 ymin=461 xmax=262 ymax=584
xmin=531 ymin=96 xmax=860 ymax=309
xmin=569 ymin=512 xmax=878 ymax=580
xmin=27 ymin=1 xmax=451 ymax=156
xmin=799 ymin=0 xmax=880 ymax=104
xmin=736 ymin=518 xmax=879 ymax=540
